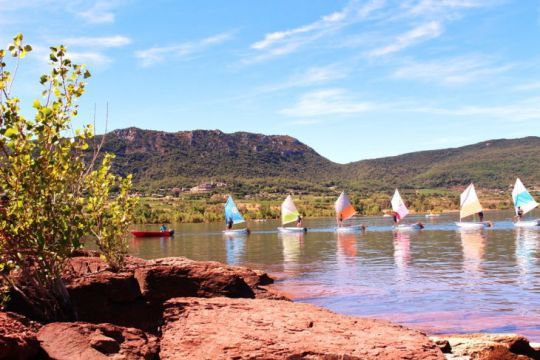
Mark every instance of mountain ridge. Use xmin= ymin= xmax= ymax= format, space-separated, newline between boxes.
xmin=95 ymin=128 xmax=540 ymax=193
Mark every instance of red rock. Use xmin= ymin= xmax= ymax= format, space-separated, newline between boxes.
xmin=0 ymin=311 xmax=42 ymax=359
xmin=431 ymin=333 xmax=540 ymax=359
xmin=64 ymin=256 xmax=111 ymax=278
xmin=66 ymin=271 xmax=141 ymax=304
xmin=37 ymin=322 xmax=159 ymax=360
xmin=59 ymin=255 xmax=286 ymax=332
xmin=134 ymin=257 xmax=256 ymax=302
xmin=160 ymin=297 xmax=444 ymax=360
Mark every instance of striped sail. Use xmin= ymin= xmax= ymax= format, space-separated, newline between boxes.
xmin=335 ymin=191 xmax=356 ymax=221
xmin=391 ymin=189 xmax=409 ymax=221
xmin=224 ymin=196 xmax=245 ymax=225
xmin=460 ymin=183 xmax=483 ymax=219
xmin=512 ymin=178 xmax=538 ymax=215
xmin=281 ymin=195 xmax=300 ymax=225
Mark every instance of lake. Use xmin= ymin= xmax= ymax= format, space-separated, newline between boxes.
xmin=128 ymin=211 xmax=540 ymax=340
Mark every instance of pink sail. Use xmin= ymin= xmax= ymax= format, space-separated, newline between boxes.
xmin=391 ymin=189 xmax=409 ymax=222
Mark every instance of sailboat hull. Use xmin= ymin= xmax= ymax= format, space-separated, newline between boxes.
xmin=394 ymin=223 xmax=423 ymax=231
xmin=455 ymin=222 xmax=490 ymax=229
xmin=336 ymin=225 xmax=365 ymax=233
xmin=514 ymin=220 xmax=540 ymax=228
xmin=222 ymin=228 xmax=250 ymax=235
xmin=278 ymin=227 xmax=307 ymax=233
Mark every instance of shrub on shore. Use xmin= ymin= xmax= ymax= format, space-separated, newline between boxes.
xmin=0 ymin=34 xmax=135 ymax=321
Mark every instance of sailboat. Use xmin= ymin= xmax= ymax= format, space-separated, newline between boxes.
xmin=391 ymin=189 xmax=424 ymax=231
xmin=335 ymin=191 xmax=365 ymax=233
xmin=455 ymin=183 xmax=491 ymax=229
xmin=222 ymin=196 xmax=250 ymax=235
xmin=512 ymin=178 xmax=540 ymax=227
xmin=278 ymin=195 xmax=307 ymax=233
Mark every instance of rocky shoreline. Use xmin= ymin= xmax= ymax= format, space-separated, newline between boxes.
xmin=1 ymin=252 xmax=539 ymax=359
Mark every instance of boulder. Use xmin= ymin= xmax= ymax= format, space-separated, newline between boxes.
xmin=134 ymin=257 xmax=258 ymax=302
xmin=37 ymin=322 xmax=159 ymax=360
xmin=61 ymin=255 xmax=286 ymax=332
xmin=160 ymin=297 xmax=444 ymax=359
xmin=0 ymin=311 xmax=42 ymax=359
xmin=431 ymin=333 xmax=540 ymax=359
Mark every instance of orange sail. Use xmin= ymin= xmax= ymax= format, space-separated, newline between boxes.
xmin=335 ymin=191 xmax=356 ymax=221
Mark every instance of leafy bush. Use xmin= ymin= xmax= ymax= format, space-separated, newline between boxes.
xmin=0 ymin=34 xmax=135 ymax=321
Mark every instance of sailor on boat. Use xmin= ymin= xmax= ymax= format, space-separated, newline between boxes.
xmin=337 ymin=214 xmax=344 ymax=227
xmin=226 ymin=217 xmax=234 ymax=230
xmin=296 ymin=214 xmax=303 ymax=228
xmin=514 ymin=206 xmax=524 ymax=221
xmin=160 ymin=224 xmax=168 ymax=232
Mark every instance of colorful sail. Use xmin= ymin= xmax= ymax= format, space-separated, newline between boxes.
xmin=391 ymin=189 xmax=409 ymax=221
xmin=460 ymin=183 xmax=483 ymax=219
xmin=224 ymin=196 xmax=245 ymax=225
xmin=512 ymin=178 xmax=538 ymax=215
xmin=281 ymin=195 xmax=300 ymax=225
xmin=335 ymin=191 xmax=356 ymax=221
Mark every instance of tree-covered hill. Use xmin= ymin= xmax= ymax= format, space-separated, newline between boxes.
xmin=96 ymin=127 xmax=340 ymax=193
xmin=343 ymin=137 xmax=540 ymax=191
xmin=96 ymin=128 xmax=540 ymax=193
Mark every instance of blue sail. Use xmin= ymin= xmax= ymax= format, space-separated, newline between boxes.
xmin=224 ymin=196 xmax=245 ymax=225
xmin=512 ymin=178 xmax=539 ymax=215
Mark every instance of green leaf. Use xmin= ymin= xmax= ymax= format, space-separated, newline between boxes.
xmin=4 ymin=127 xmax=17 ymax=138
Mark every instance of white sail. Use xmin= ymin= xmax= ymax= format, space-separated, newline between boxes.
xmin=460 ymin=183 xmax=483 ymax=219
xmin=391 ymin=189 xmax=409 ymax=221
xmin=512 ymin=178 xmax=538 ymax=215
xmin=281 ymin=195 xmax=300 ymax=225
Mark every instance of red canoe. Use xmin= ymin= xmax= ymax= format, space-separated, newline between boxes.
xmin=131 ymin=230 xmax=175 ymax=238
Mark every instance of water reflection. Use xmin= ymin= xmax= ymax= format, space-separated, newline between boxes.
xmin=224 ymin=234 xmax=246 ymax=265
xmin=460 ymin=229 xmax=486 ymax=276
xmin=515 ymin=228 xmax=539 ymax=278
xmin=280 ymin=232 xmax=304 ymax=275
xmin=393 ymin=231 xmax=411 ymax=282
xmin=337 ymin=232 xmax=358 ymax=258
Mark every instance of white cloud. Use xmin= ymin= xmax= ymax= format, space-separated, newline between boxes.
xmin=68 ymin=51 xmax=111 ymax=65
xmin=77 ymin=1 xmax=117 ymax=24
xmin=513 ymin=82 xmax=540 ymax=92
xmin=135 ymin=32 xmax=233 ymax=67
xmin=397 ymin=97 xmax=540 ymax=122
xmin=260 ymin=63 xmax=350 ymax=93
xmin=393 ymin=56 xmax=513 ymax=85
xmin=59 ymin=35 xmax=131 ymax=48
xmin=367 ymin=21 xmax=442 ymax=57
xmin=280 ymin=88 xmax=371 ymax=117
xmin=406 ymin=0 xmax=496 ymax=16
xmin=247 ymin=0 xmax=386 ymax=62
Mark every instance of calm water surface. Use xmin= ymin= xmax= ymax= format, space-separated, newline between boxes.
xmin=129 ymin=211 xmax=540 ymax=340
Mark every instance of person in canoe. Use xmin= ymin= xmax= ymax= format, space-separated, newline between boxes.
xmin=296 ymin=214 xmax=303 ymax=228
xmin=226 ymin=217 xmax=233 ymax=230
xmin=160 ymin=224 xmax=168 ymax=232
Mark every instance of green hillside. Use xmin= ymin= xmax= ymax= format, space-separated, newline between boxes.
xmin=343 ymin=137 xmax=540 ymax=191
xmin=96 ymin=128 xmax=339 ymax=193
xmin=96 ymin=128 xmax=540 ymax=194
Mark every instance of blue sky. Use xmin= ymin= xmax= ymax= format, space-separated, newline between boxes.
xmin=1 ymin=0 xmax=539 ymax=163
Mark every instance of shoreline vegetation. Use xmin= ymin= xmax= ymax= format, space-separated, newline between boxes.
xmin=133 ymin=188 xmax=519 ymax=224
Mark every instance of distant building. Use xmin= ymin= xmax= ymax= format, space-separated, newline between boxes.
xmin=189 ymin=181 xmax=228 ymax=194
